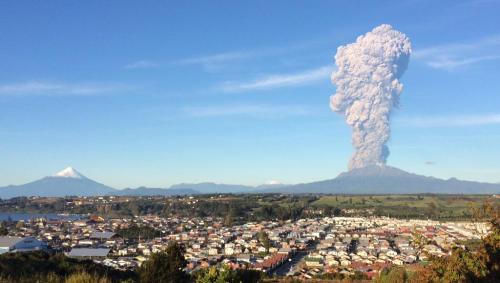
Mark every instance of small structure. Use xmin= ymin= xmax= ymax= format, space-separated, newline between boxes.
xmin=67 ymin=248 xmax=110 ymax=259
xmin=0 ymin=236 xmax=47 ymax=254
xmin=90 ymin=231 xmax=119 ymax=240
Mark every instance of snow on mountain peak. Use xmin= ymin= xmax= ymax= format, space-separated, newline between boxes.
xmin=53 ymin=167 xmax=86 ymax=179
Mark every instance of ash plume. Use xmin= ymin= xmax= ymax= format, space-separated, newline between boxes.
xmin=330 ymin=24 xmax=411 ymax=170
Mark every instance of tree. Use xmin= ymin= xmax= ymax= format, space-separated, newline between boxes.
xmin=0 ymin=222 xmax=7 ymax=236
xmin=138 ymin=242 xmax=189 ymax=283
xmin=224 ymin=213 xmax=233 ymax=227
xmin=0 ymin=251 xmax=135 ymax=282
xmin=374 ymin=266 xmax=407 ymax=283
xmin=475 ymin=201 xmax=500 ymax=282
xmin=195 ymin=265 xmax=262 ymax=283
xmin=15 ymin=221 xmax=24 ymax=230
xmin=258 ymin=231 xmax=270 ymax=253
xmin=426 ymin=202 xmax=438 ymax=219
xmin=429 ymin=247 xmax=487 ymax=282
xmin=423 ymin=200 xmax=499 ymax=283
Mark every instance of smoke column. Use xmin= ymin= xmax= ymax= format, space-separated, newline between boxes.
xmin=330 ymin=24 xmax=411 ymax=170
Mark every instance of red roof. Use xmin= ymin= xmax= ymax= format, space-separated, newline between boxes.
xmin=253 ymin=253 xmax=288 ymax=269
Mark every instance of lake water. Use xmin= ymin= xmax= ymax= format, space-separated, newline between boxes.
xmin=0 ymin=213 xmax=84 ymax=222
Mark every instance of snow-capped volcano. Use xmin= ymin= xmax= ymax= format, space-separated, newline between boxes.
xmin=54 ymin=167 xmax=86 ymax=179
xmin=0 ymin=167 xmax=115 ymax=198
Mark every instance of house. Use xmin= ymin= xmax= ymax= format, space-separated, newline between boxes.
xmin=326 ymin=258 xmax=339 ymax=266
xmin=386 ymin=249 xmax=398 ymax=257
xmin=208 ymin=247 xmax=219 ymax=256
xmin=304 ymin=256 xmax=323 ymax=267
xmin=224 ymin=246 xmax=234 ymax=255
xmin=67 ymin=248 xmax=110 ymax=259
xmin=236 ymin=253 xmax=255 ymax=263
xmin=0 ymin=236 xmax=47 ymax=254
xmin=340 ymin=259 xmax=351 ymax=266
xmin=90 ymin=231 xmax=120 ymax=242
xmin=392 ymin=258 xmax=404 ymax=265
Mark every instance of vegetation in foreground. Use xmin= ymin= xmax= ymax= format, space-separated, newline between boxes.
xmin=0 ymin=250 xmax=135 ymax=283
xmin=374 ymin=201 xmax=499 ymax=283
xmin=0 ymin=201 xmax=497 ymax=283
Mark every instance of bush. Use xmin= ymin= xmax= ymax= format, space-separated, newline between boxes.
xmin=65 ymin=271 xmax=111 ymax=283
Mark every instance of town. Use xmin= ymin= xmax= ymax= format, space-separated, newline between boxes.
xmin=0 ymin=195 xmax=493 ymax=281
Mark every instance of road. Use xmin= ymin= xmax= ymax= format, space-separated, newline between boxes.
xmin=271 ymin=250 xmax=307 ymax=276
xmin=271 ymin=242 xmax=317 ymax=276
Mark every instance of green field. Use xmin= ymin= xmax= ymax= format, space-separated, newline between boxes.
xmin=312 ymin=194 xmax=498 ymax=220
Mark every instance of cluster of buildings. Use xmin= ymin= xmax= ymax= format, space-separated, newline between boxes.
xmin=0 ymin=213 xmax=490 ymax=279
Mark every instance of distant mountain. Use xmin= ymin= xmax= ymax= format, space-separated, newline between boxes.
xmin=114 ymin=182 xmax=290 ymax=195
xmin=266 ymin=165 xmax=500 ymax=194
xmin=110 ymin=187 xmax=198 ymax=196
xmin=111 ymin=182 xmax=288 ymax=196
xmin=0 ymin=167 xmax=115 ymax=198
xmin=255 ymin=181 xmax=289 ymax=190
xmin=2 ymin=165 xmax=498 ymax=199
xmin=168 ymin=182 xmax=258 ymax=194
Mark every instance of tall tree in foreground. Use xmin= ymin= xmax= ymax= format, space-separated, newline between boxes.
xmin=375 ymin=200 xmax=499 ymax=283
xmin=430 ymin=201 xmax=499 ymax=282
xmin=138 ymin=242 xmax=189 ymax=283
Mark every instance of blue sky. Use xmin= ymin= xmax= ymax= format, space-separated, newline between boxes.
xmin=1 ymin=0 xmax=500 ymax=188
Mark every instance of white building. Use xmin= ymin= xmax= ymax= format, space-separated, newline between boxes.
xmin=0 ymin=236 xmax=47 ymax=254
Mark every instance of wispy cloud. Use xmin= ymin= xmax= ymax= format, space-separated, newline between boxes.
xmin=178 ymin=51 xmax=256 ymax=66
xmin=396 ymin=113 xmax=500 ymax=127
xmin=413 ymin=35 xmax=500 ymax=70
xmin=124 ymin=60 xmax=159 ymax=70
xmin=0 ymin=81 xmax=131 ymax=96
xmin=175 ymin=51 xmax=256 ymax=71
xmin=424 ymin=55 xmax=500 ymax=70
xmin=175 ymin=38 xmax=330 ymax=71
xmin=182 ymin=104 xmax=313 ymax=118
xmin=220 ymin=66 xmax=333 ymax=92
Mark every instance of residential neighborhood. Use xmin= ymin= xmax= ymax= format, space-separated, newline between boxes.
xmin=0 ymin=201 xmax=491 ymax=280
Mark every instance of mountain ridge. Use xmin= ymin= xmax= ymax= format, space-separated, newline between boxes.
xmin=1 ymin=165 xmax=499 ymax=198
xmin=269 ymin=165 xmax=500 ymax=194
xmin=0 ymin=176 xmax=115 ymax=198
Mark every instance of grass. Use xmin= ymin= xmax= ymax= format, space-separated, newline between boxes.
xmin=311 ymin=194 xmax=498 ymax=220
xmin=313 ymin=195 xmax=489 ymax=207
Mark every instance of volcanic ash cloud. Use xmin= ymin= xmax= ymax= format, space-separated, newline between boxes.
xmin=330 ymin=24 xmax=411 ymax=170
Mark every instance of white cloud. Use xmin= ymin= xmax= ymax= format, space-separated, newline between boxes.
xmin=176 ymin=51 xmax=256 ymax=71
xmin=182 ymin=104 xmax=312 ymax=118
xmin=414 ymin=35 xmax=500 ymax=70
xmin=124 ymin=60 xmax=159 ymax=69
xmin=396 ymin=113 xmax=500 ymax=127
xmin=220 ymin=66 xmax=333 ymax=92
xmin=0 ymin=81 xmax=131 ymax=96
